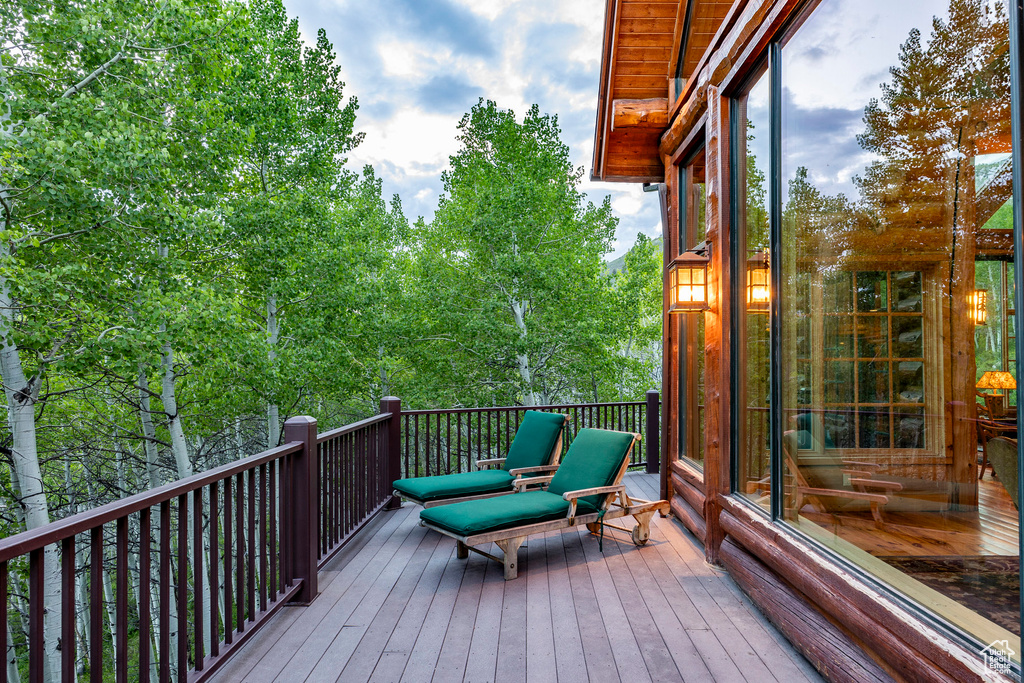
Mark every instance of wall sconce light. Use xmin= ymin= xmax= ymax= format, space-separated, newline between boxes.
xmin=969 ymin=289 xmax=987 ymax=325
xmin=667 ymin=241 xmax=710 ymax=314
xmin=746 ymin=250 xmax=770 ymax=312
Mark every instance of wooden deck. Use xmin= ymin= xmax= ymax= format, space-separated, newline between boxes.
xmin=210 ymin=472 xmax=822 ymax=682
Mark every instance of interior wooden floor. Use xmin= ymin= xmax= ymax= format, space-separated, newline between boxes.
xmin=210 ymin=472 xmax=823 ymax=683
xmin=799 ymin=474 xmax=1019 ymax=558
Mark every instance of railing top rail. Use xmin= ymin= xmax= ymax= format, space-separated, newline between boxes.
xmin=317 ymin=413 xmax=390 ymax=444
xmin=0 ymin=441 xmax=302 ymax=562
xmin=400 ymin=401 xmax=652 ymax=416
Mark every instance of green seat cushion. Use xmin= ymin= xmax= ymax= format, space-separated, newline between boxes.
xmin=503 ymin=411 xmax=567 ymax=472
xmin=547 ymin=428 xmax=635 ymax=511
xmin=420 ymin=490 xmax=594 ymax=536
xmin=393 ymin=469 xmax=513 ymax=503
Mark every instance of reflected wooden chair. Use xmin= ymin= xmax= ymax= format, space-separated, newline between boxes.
xmin=987 ymin=436 xmax=1019 ymax=509
xmin=419 ymin=428 xmax=668 ymax=579
xmin=782 ymin=430 xmax=900 ymax=528
xmin=977 ymin=418 xmax=1018 ymax=480
xmin=392 ymin=410 xmax=568 ymax=508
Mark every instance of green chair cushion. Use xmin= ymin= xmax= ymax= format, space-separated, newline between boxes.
xmin=393 ymin=469 xmax=513 ymax=503
xmin=503 ymin=410 xmax=567 ymax=472
xmin=547 ymin=428 xmax=635 ymax=511
xmin=420 ymin=490 xmax=594 ymax=536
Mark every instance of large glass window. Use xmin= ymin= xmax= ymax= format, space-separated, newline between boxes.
xmin=759 ymin=0 xmax=1019 ymax=656
xmin=678 ymin=146 xmax=707 ymax=469
xmin=735 ymin=68 xmax=771 ymax=505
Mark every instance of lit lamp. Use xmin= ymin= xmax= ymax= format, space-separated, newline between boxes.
xmin=746 ymin=250 xmax=770 ymax=312
xmin=977 ymin=371 xmax=1016 ymax=397
xmin=667 ymin=242 xmax=710 ymax=314
xmin=969 ymin=289 xmax=988 ymax=325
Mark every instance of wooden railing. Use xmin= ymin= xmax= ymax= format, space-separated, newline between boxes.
xmin=0 ymin=410 xmax=398 ymax=683
xmin=398 ymin=391 xmax=662 ymax=478
xmin=0 ymin=394 xmax=660 ymax=682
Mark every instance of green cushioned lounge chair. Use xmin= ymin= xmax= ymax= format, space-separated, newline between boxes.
xmin=419 ymin=428 xmax=668 ymax=580
xmin=392 ymin=410 xmax=568 ymax=508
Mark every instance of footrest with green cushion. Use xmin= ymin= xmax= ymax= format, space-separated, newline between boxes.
xmin=420 ymin=490 xmax=598 ymax=536
xmin=393 ymin=469 xmax=514 ymax=504
xmin=392 ymin=410 xmax=567 ymax=507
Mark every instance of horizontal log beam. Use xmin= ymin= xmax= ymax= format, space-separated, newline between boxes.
xmin=718 ymin=496 xmax=991 ymax=682
xmin=720 ymin=538 xmax=893 ymax=683
xmin=669 ymin=494 xmax=706 ymax=543
xmin=612 ymin=98 xmax=669 ymax=130
xmin=670 ymin=471 xmax=706 ymax=519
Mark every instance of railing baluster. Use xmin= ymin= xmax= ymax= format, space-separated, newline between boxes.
xmin=116 ymin=516 xmax=129 ymax=683
xmin=248 ymin=469 xmax=256 ymax=623
xmin=210 ymin=483 xmax=220 ymax=656
xmin=193 ymin=488 xmax=204 ymax=671
xmin=269 ymin=461 xmax=277 ymax=597
xmin=223 ymin=476 xmax=233 ymax=645
xmin=61 ymin=536 xmax=75 ymax=683
xmin=403 ymin=414 xmax=410 ymax=479
xmin=415 ymin=414 xmax=422 ymax=477
xmin=176 ymin=494 xmax=188 ymax=682
xmin=158 ymin=503 xmax=169 ymax=683
xmin=259 ymin=464 xmax=268 ymax=612
xmin=139 ymin=507 xmax=152 ymax=679
xmin=29 ymin=547 xmax=43 ymax=683
xmin=1 ymin=562 xmax=8 ymax=683
xmin=235 ymin=473 xmax=244 ymax=632
xmin=90 ymin=527 xmax=103 ymax=682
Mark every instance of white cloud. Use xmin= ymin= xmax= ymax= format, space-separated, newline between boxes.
xmin=285 ymin=0 xmax=654 ymax=255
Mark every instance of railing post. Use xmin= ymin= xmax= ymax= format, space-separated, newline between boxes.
xmin=645 ymin=390 xmax=660 ymax=475
xmin=283 ymin=416 xmax=319 ymax=604
xmin=381 ymin=396 xmax=403 ymax=509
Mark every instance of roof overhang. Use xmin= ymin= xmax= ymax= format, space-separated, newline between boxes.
xmin=592 ymin=0 xmax=734 ymax=184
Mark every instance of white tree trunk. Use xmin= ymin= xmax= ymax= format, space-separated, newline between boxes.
xmin=5 ymin=623 xmax=20 ymax=683
xmin=156 ymin=263 xmax=212 ymax=656
xmin=266 ymin=295 xmax=280 ymax=449
xmin=509 ymin=298 xmax=540 ymax=406
xmin=0 ymin=244 xmax=61 ymax=683
xmin=138 ymin=366 xmax=163 ymax=489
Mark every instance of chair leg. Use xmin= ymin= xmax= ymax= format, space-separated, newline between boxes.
xmin=457 ymin=541 xmax=468 ymax=559
xmin=870 ymin=502 xmax=885 ymax=529
xmin=631 ymin=511 xmax=655 ymax=546
xmin=495 ymin=536 xmax=525 ymax=580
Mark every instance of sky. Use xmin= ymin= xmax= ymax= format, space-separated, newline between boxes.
xmin=281 ymin=0 xmax=663 ymax=258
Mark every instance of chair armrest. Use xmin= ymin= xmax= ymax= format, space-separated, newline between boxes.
xmin=513 ymin=475 xmax=554 ymax=491
xmin=560 ymin=485 xmax=626 ymax=502
xmin=842 ymin=469 xmax=873 ymax=478
xmin=842 ymin=460 xmax=880 ymax=469
xmin=476 ymin=457 xmax=506 ymax=470
xmin=562 ymin=485 xmax=625 ymax=521
xmin=850 ymin=478 xmax=903 ymax=492
xmin=508 ymin=464 xmax=559 ymax=477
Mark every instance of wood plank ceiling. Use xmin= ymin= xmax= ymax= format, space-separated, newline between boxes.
xmin=593 ymin=0 xmax=733 ymax=183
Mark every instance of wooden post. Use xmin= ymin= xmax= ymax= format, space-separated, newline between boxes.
xmin=645 ymin=390 xmax=660 ymax=474
xmin=381 ymin=396 xmax=403 ymax=509
xmin=283 ymin=416 xmax=319 ymax=604
xmin=702 ymin=86 xmax=731 ymax=565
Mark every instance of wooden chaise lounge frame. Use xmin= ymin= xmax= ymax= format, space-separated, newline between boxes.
xmin=420 ymin=433 xmax=669 ymax=579
xmin=782 ymin=430 xmax=900 ymax=528
xmin=397 ymin=415 xmax=569 ymax=509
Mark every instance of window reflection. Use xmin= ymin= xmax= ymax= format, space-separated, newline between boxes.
xmin=679 ymin=147 xmax=707 ymax=469
xmin=736 ymin=69 xmax=771 ymax=505
xmin=778 ymin=0 xmax=1019 ymax=655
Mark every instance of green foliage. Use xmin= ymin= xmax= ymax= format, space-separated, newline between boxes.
xmin=409 ymin=99 xmax=645 ymax=407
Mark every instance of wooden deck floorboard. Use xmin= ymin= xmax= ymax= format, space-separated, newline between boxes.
xmin=210 ymin=472 xmax=823 ymax=683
